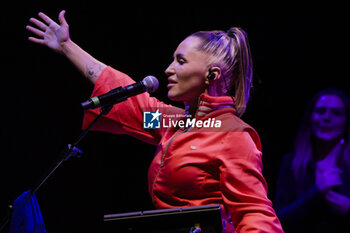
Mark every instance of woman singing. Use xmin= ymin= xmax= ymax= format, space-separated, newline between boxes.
xmin=26 ymin=10 xmax=283 ymax=233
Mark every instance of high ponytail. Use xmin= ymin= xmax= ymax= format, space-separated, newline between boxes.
xmin=191 ymin=27 xmax=253 ymax=116
xmin=227 ymin=27 xmax=253 ymax=116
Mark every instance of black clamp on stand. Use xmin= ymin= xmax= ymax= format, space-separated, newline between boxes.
xmin=0 ymin=104 xmax=114 ymax=232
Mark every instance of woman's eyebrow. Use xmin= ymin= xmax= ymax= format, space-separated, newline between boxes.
xmin=173 ymin=52 xmax=185 ymax=59
xmin=175 ymin=53 xmax=186 ymax=60
xmin=314 ymin=106 xmax=344 ymax=109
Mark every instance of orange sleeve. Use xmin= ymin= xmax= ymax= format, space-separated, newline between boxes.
xmin=82 ymin=66 xmax=180 ymax=145
xmin=219 ymin=132 xmax=284 ymax=233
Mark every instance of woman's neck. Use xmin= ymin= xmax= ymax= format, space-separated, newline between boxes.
xmin=314 ymin=138 xmax=341 ymax=160
xmin=184 ymin=99 xmax=199 ymax=118
xmin=184 ymin=90 xmax=211 ymax=117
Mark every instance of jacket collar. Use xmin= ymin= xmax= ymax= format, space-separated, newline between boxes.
xmin=185 ymin=94 xmax=236 ymax=119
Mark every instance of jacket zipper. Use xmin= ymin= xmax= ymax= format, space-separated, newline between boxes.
xmin=151 ymin=128 xmax=190 ymax=203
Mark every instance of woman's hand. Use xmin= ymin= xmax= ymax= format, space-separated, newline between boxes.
xmin=25 ymin=10 xmax=106 ymax=83
xmin=326 ymin=190 xmax=350 ymax=215
xmin=315 ymin=140 xmax=344 ymax=194
xmin=315 ymin=167 xmax=343 ymax=194
xmin=26 ymin=10 xmax=70 ymax=54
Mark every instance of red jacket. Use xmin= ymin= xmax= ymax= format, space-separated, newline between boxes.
xmin=83 ymin=67 xmax=283 ymax=233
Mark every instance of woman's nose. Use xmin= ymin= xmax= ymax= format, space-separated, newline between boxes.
xmin=165 ymin=62 xmax=175 ymax=76
xmin=322 ymin=109 xmax=333 ymax=121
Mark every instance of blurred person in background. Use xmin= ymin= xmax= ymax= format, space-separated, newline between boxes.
xmin=275 ymin=88 xmax=350 ymax=233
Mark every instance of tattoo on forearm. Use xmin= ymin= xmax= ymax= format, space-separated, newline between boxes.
xmin=86 ymin=62 xmax=103 ymax=79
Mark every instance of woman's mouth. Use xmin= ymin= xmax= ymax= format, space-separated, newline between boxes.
xmin=318 ymin=126 xmax=334 ymax=133
xmin=167 ymin=83 xmax=176 ymax=89
xmin=167 ymin=78 xmax=177 ymax=89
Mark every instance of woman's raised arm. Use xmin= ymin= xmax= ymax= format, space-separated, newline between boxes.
xmin=26 ymin=10 xmax=106 ymax=84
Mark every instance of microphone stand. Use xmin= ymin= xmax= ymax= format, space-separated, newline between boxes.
xmin=32 ymin=105 xmax=113 ymax=194
xmin=0 ymin=105 xmax=114 ymax=232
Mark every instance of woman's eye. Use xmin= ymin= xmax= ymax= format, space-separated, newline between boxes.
xmin=331 ymin=108 xmax=345 ymax=116
xmin=314 ymin=107 xmax=326 ymax=114
xmin=178 ymin=58 xmax=186 ymax=64
xmin=175 ymin=54 xmax=186 ymax=65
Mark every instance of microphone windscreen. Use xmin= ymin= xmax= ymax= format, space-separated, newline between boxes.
xmin=143 ymin=76 xmax=159 ymax=93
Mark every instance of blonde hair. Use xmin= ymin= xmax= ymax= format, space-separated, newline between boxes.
xmin=191 ymin=27 xmax=253 ymax=116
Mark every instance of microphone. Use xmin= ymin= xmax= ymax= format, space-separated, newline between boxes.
xmin=81 ymin=76 xmax=159 ymax=110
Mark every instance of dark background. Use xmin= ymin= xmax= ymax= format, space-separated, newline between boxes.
xmin=1 ymin=1 xmax=348 ymax=232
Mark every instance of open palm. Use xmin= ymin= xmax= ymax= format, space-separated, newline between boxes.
xmin=26 ymin=10 xmax=70 ymax=53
